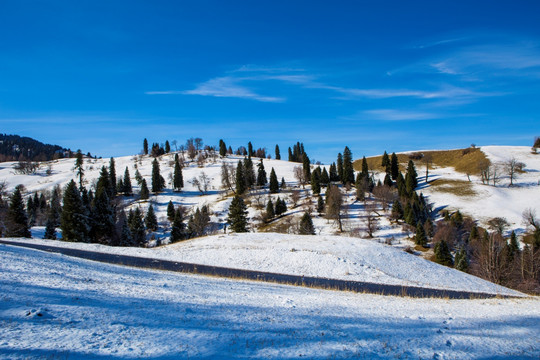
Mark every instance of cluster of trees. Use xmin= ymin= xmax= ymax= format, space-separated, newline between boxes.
xmin=0 ymin=134 xmax=77 ymax=162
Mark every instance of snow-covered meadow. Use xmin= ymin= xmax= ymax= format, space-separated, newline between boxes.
xmin=1 ymin=243 xmax=538 ymax=359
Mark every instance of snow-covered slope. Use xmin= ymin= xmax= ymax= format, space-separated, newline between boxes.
xmin=6 ymin=233 xmax=522 ymax=296
xmin=1 ymin=243 xmax=538 ymax=359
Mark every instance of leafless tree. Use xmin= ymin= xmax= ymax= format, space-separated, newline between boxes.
xmin=471 ymin=232 xmax=510 ymax=285
xmin=364 ymin=202 xmax=379 ymax=238
xmin=191 ymin=172 xmax=211 ymax=195
xmin=194 ymin=138 xmax=203 ymax=151
xmin=423 ymin=153 xmax=433 ymax=183
xmin=487 ymin=217 xmax=510 ymax=235
xmin=293 ymin=166 xmax=307 ymax=188
xmin=14 ymin=161 xmax=40 ymax=175
xmin=171 ymin=140 xmax=178 ymax=151
xmin=477 ymin=159 xmax=491 ymax=185
xmin=325 ymin=185 xmax=343 ymax=232
xmin=220 ymin=162 xmax=236 ymax=194
xmin=492 ymin=164 xmax=502 ymax=186
xmin=186 ymin=138 xmax=197 ymax=160
xmin=290 ymin=189 xmax=301 ymax=208
xmin=372 ymin=185 xmax=395 ymax=211
xmin=505 ymin=157 xmax=525 ymax=186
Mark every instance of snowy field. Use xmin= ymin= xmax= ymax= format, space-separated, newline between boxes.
xmin=7 ymin=234 xmax=523 ymax=297
xmin=0 ymin=244 xmax=538 ymax=359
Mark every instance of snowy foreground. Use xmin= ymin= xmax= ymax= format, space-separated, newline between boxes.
xmin=1 ymin=244 xmax=539 ymax=359
xmin=7 ymin=233 xmax=522 ymax=297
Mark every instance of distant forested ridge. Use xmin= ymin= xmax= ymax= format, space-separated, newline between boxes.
xmin=0 ymin=134 xmax=72 ymax=162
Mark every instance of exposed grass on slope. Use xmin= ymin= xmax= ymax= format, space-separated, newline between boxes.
xmin=356 ymin=147 xmax=490 ymax=176
xmin=429 ymin=179 xmax=477 ymax=197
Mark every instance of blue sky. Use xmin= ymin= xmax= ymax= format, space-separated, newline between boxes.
xmin=1 ymin=1 xmax=540 ymax=163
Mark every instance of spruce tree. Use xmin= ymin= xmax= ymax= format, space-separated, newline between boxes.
xmin=219 ymin=139 xmax=227 ymax=157
xmin=119 ymin=220 xmax=134 ymax=247
xmin=329 ymin=162 xmax=339 ymax=182
xmin=171 ymin=208 xmax=187 ymax=242
xmin=244 ymin=157 xmax=255 ymax=189
xmin=6 ymin=187 xmax=31 ymax=238
xmin=298 ymin=212 xmax=315 ymax=235
xmin=256 ymin=159 xmax=267 ymax=187
xmin=342 ymin=146 xmax=354 ymax=185
xmin=288 ymin=147 xmax=293 ymax=162
xmin=507 ymin=231 xmax=520 ymax=261
xmin=337 ymin=153 xmax=344 ymax=183
xmin=165 ymin=140 xmax=171 ymax=153
xmin=275 ymin=144 xmax=281 ymax=160
xmin=128 ymin=208 xmax=146 ymax=246
xmin=60 ymin=180 xmax=89 ymax=242
xmin=269 ymin=168 xmax=279 ymax=193
xmin=145 ymin=205 xmax=158 ymax=231
xmin=74 ymin=149 xmax=84 ymax=190
xmin=173 ymin=155 xmax=183 ymax=191
xmin=235 ymin=160 xmax=246 ymax=195
xmin=317 ymin=194 xmax=324 ymax=214
xmin=302 ymin=153 xmax=311 ymax=182
xmin=320 ymin=168 xmax=329 ymax=187
xmin=123 ymin=167 xmax=132 ymax=195
xmin=311 ymin=170 xmax=321 ymax=195
xmin=405 ymin=160 xmax=418 ymax=195
xmin=415 ymin=223 xmax=427 ymax=246
xmin=167 ymin=200 xmax=175 ymax=221
xmin=383 ymin=173 xmax=393 ymax=187
xmin=43 ymin=216 xmax=57 ymax=240
xmin=109 ymin=157 xmax=117 ymax=196
xmin=227 ymin=195 xmax=248 ymax=233
xmin=281 ymin=177 xmax=286 ymax=189
xmin=91 ymin=167 xmax=116 ymax=244
xmin=434 ymin=240 xmax=454 ymax=266
xmin=151 ymin=159 xmax=164 ymax=193
xmin=391 ymin=200 xmax=403 ymax=221
xmin=454 ymin=247 xmax=469 ymax=272
xmin=275 ymin=197 xmax=287 ymax=216
xmin=266 ymin=199 xmax=275 ymax=220
xmin=390 ymin=152 xmax=399 ymax=180
xmin=248 ymin=142 xmax=254 ymax=157
xmin=361 ymin=156 xmax=369 ymax=179
xmin=140 ymin=179 xmax=150 ymax=200
xmin=381 ymin=151 xmax=390 ymax=173
xmin=143 ymin=138 xmax=149 ymax=155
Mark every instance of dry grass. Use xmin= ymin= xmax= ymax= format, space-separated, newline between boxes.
xmin=356 ymin=147 xmax=490 ymax=176
xmin=430 ymin=179 xmax=477 ymax=197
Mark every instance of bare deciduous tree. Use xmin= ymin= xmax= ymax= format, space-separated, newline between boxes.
xmin=290 ymin=189 xmax=301 ymax=208
xmin=325 ymin=185 xmax=343 ymax=232
xmin=190 ymin=172 xmax=211 ymax=195
xmin=364 ymin=202 xmax=379 ymax=238
xmin=220 ymin=162 xmax=236 ymax=194
xmin=372 ymin=185 xmax=395 ymax=211
xmin=505 ymin=157 xmax=525 ymax=186
xmin=293 ymin=166 xmax=307 ymax=188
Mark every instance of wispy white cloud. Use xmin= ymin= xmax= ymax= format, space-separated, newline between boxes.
xmin=362 ymin=109 xmax=441 ymax=121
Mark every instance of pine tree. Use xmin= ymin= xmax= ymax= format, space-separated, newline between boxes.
xmin=298 ymin=212 xmax=315 ymax=235
xmin=391 ymin=200 xmax=403 ymax=221
xmin=128 ymin=208 xmax=146 ymax=246
xmin=265 ymin=199 xmax=275 ymax=220
xmin=269 ymin=168 xmax=279 ymax=193
xmin=337 ymin=153 xmax=344 ymax=183
xmin=256 ymin=159 xmax=267 ymax=187
xmin=6 ymin=187 xmax=31 ymax=238
xmin=383 ymin=173 xmax=393 ymax=187
xmin=151 ymin=159 xmax=164 ymax=193
xmin=143 ymin=138 xmax=149 ymax=155
xmin=302 ymin=153 xmax=311 ymax=182
xmin=317 ymin=194 xmax=324 ymax=214
xmin=248 ymin=142 xmax=254 ymax=157
xmin=311 ymin=170 xmax=321 ymax=195
xmin=91 ymin=167 xmax=116 ymax=244
xmin=342 ymin=146 xmax=354 ymax=185
xmin=173 ymin=155 xmax=183 ymax=191
xmin=109 ymin=157 xmax=117 ymax=196
xmin=140 ymin=179 xmax=150 ymax=200
xmin=145 ymin=205 xmax=158 ymax=231
xmin=275 ymin=197 xmax=287 ymax=216
xmin=119 ymin=219 xmax=134 ymax=247
xmin=219 ymin=139 xmax=227 ymax=157
xmin=329 ymin=162 xmax=339 ymax=182
xmin=507 ymin=230 xmax=520 ymax=261
xmin=227 ymin=195 xmax=248 ymax=233
xmin=244 ymin=157 xmax=255 ymax=188
xmin=275 ymin=144 xmax=281 ymax=160
xmin=415 ymin=223 xmax=427 ymax=246
xmin=74 ymin=149 xmax=84 ymax=190
xmin=288 ymin=147 xmax=293 ymax=162
xmin=170 ymin=208 xmax=187 ymax=242
xmin=390 ymin=152 xmax=399 ymax=180
xmin=405 ymin=160 xmax=418 ymax=196
xmin=167 ymin=200 xmax=175 ymax=221
xmin=281 ymin=177 xmax=286 ymax=189
xmin=123 ymin=167 xmax=132 ymax=195
xmin=320 ymin=168 xmax=329 ymax=187
xmin=434 ymin=240 xmax=454 ymax=266
xmin=361 ymin=156 xmax=369 ymax=179
xmin=235 ymin=160 xmax=246 ymax=195
xmin=60 ymin=180 xmax=89 ymax=242
xmin=165 ymin=140 xmax=171 ymax=153
xmin=454 ymin=247 xmax=469 ymax=272
xmin=43 ymin=216 xmax=56 ymax=240
xmin=381 ymin=151 xmax=390 ymax=173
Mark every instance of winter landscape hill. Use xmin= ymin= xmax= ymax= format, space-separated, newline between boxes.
xmin=1 ymin=143 xmax=539 ymax=358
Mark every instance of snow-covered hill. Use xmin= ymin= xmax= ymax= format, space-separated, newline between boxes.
xmin=1 ymin=243 xmax=538 ymax=359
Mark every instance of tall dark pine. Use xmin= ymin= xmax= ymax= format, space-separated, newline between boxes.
xmin=256 ymin=159 xmax=267 ymax=187
xmin=235 ymin=160 xmax=246 ymax=195
xmin=415 ymin=223 xmax=427 ymax=246
xmin=288 ymin=147 xmax=293 ymax=162
xmin=6 ymin=187 xmax=31 ymax=238
xmin=173 ymin=155 xmax=183 ymax=191
xmin=381 ymin=151 xmax=390 ymax=173
xmin=123 ymin=167 xmax=132 ymax=195
xmin=227 ymin=195 xmax=248 ymax=233
xmin=165 ymin=140 xmax=171 ymax=153
xmin=74 ymin=149 xmax=84 ymax=190
xmin=60 ymin=180 xmax=89 ymax=242
xmin=43 ymin=216 xmax=57 ymax=240
xmin=244 ymin=157 xmax=255 ymax=188
xmin=145 ymin=205 xmax=158 ymax=231
xmin=337 ymin=153 xmax=344 ymax=183
xmin=248 ymin=142 xmax=254 ymax=157
xmin=91 ymin=167 xmax=116 ymax=244
xmin=298 ymin=212 xmax=315 ymax=235
xmin=329 ymin=163 xmax=339 ymax=182
xmin=269 ymin=168 xmax=279 ymax=193
xmin=140 ymin=179 xmax=150 ymax=200
xmin=143 ymin=138 xmax=149 ymax=155
xmin=275 ymin=145 xmax=281 ymax=160
xmin=151 ymin=158 xmax=165 ymax=193
xmin=391 ymin=152 xmax=399 ymax=180
xmin=167 ymin=200 xmax=175 ymax=221
xmin=171 ymin=208 xmax=186 ymax=242
xmin=265 ymin=199 xmax=275 ymax=220
xmin=128 ymin=208 xmax=146 ymax=246
xmin=405 ymin=160 xmax=418 ymax=196
xmin=320 ymin=168 xmax=329 ymax=187
xmin=302 ymin=153 xmax=311 ymax=182
xmin=342 ymin=146 xmax=354 ymax=185
xmin=219 ymin=139 xmax=227 ymax=157
xmin=361 ymin=156 xmax=369 ymax=179
xmin=311 ymin=170 xmax=321 ymax=195
xmin=109 ymin=157 xmax=117 ymax=196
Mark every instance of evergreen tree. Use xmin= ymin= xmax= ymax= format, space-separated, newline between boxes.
xmin=244 ymin=157 xmax=255 ymax=188
xmin=140 ymin=179 xmax=150 ymax=200
xmin=288 ymin=147 xmax=293 ymax=162
xmin=128 ymin=208 xmax=146 ymax=246
xmin=269 ymin=168 xmax=279 ymax=193
xmin=281 ymin=177 xmax=286 ymax=189
xmin=248 ymin=142 xmax=254 ymax=157
xmin=227 ymin=195 xmax=248 ymax=233
xmin=320 ymin=167 xmax=329 ymax=187
xmin=119 ymin=219 xmax=134 ymax=247
xmin=311 ymin=170 xmax=321 ymax=195
xmin=390 ymin=152 xmax=399 ymax=180
xmin=173 ymin=155 xmax=183 ymax=191
xmin=342 ymin=146 xmax=354 ymax=185
xmin=143 ymin=138 xmax=149 ymax=155
xmin=434 ymin=240 xmax=454 ymax=266
xmin=145 ymin=205 xmax=158 ymax=231
xmin=165 ymin=140 xmax=171 ymax=153
xmin=43 ymin=216 xmax=56 ymax=240
xmin=415 ymin=222 xmax=427 ymax=246
xmin=302 ymin=153 xmax=311 ymax=182
xmin=329 ymin=162 xmax=339 ymax=182
xmin=298 ymin=212 xmax=315 ymax=235
xmin=151 ymin=159 xmax=165 ymax=193
xmin=454 ymin=247 xmax=469 ymax=272
xmin=91 ymin=167 xmax=116 ymax=244
xmin=109 ymin=157 xmax=117 ymax=196
xmin=361 ymin=156 xmax=369 ymax=179
xmin=383 ymin=173 xmax=393 ymax=187
xmin=405 ymin=160 xmax=418 ymax=195
xmin=167 ymin=200 xmax=175 ymax=221
xmin=123 ymin=167 xmax=132 ymax=195
xmin=317 ymin=194 xmax=324 ymax=214
xmin=337 ymin=153 xmax=344 ymax=183
xmin=507 ymin=230 xmax=520 ymax=261
xmin=60 ymin=180 xmax=89 ymax=242
xmin=74 ymin=149 xmax=84 ymax=190
xmin=275 ymin=197 xmax=287 ymax=216
xmin=235 ymin=160 xmax=246 ymax=195
xmin=275 ymin=144 xmax=281 ymax=160
xmin=6 ymin=187 xmax=31 ymax=238
xmin=256 ymin=159 xmax=267 ymax=187
xmin=170 ymin=208 xmax=187 ymax=242
xmin=219 ymin=139 xmax=227 ymax=157
xmin=391 ymin=200 xmax=403 ymax=221
xmin=266 ymin=199 xmax=275 ymax=220
xmin=381 ymin=151 xmax=390 ymax=173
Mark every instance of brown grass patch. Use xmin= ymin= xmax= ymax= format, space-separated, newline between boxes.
xmin=414 ymin=245 xmax=430 ymax=252
xmin=430 ymin=179 xmax=477 ymax=197
xmin=356 ymin=147 xmax=490 ymax=176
